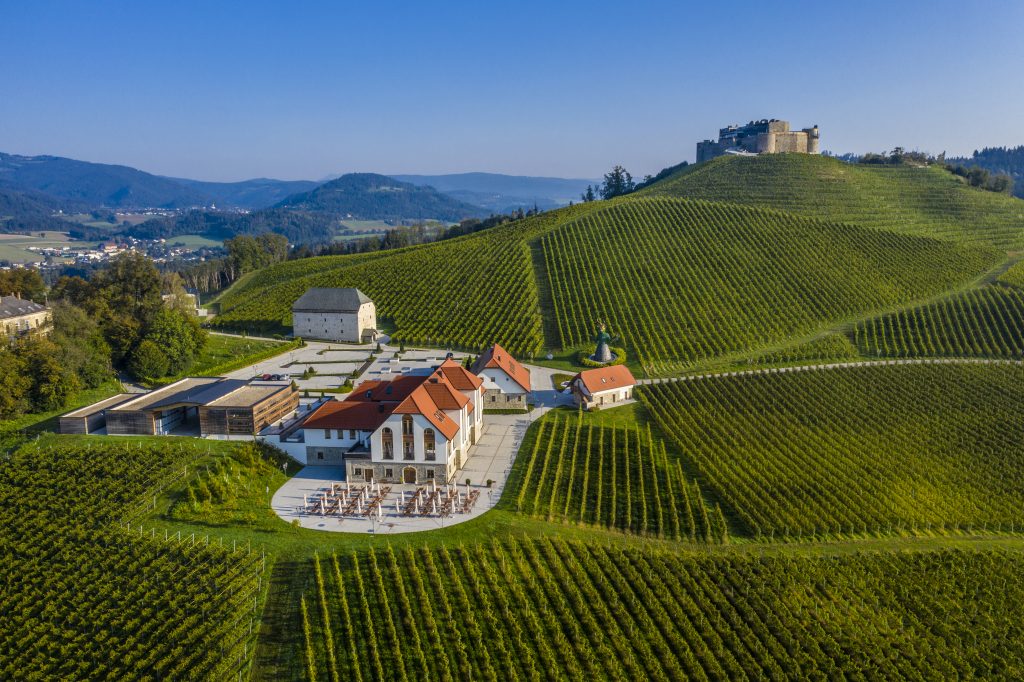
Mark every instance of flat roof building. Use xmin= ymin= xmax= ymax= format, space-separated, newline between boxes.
xmin=62 ymin=377 xmax=299 ymax=437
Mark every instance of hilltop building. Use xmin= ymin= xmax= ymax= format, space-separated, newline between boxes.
xmin=570 ymin=365 xmax=636 ymax=410
xmin=697 ymin=119 xmax=820 ymax=163
xmin=60 ymin=377 xmax=299 ymax=437
xmin=291 ymin=287 xmax=378 ymax=343
xmin=471 ymin=343 xmax=532 ymax=408
xmin=267 ymin=359 xmax=484 ymax=484
xmin=1 ymin=295 xmax=51 ymax=340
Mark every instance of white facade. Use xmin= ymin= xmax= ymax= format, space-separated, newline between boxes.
xmin=479 ymin=368 xmax=528 ymax=395
xmin=293 ymin=301 xmax=376 ymax=343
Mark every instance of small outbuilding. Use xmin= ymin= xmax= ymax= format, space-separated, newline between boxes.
xmin=570 ymin=365 xmax=636 ymax=410
xmin=471 ymin=343 xmax=531 ymax=408
xmin=291 ymin=287 xmax=377 ymax=343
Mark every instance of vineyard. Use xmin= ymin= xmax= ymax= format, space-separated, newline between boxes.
xmin=0 ymin=438 xmax=265 ymax=680
xmin=642 ymin=153 xmax=1024 ymax=249
xmin=541 ymin=197 xmax=998 ymax=374
xmin=212 ymin=204 xmax=602 ymax=358
xmin=639 ymin=362 xmax=1024 ymax=538
xmin=295 ymin=539 xmax=1024 ymax=681
xmin=503 ymin=411 xmax=728 ymax=541
xmin=999 ymin=259 xmax=1024 ymax=288
xmin=854 ymin=285 xmax=1024 ymax=358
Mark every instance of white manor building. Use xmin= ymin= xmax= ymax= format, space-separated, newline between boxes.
xmin=270 ymin=359 xmax=485 ymax=484
xmin=291 ymin=287 xmax=378 ymax=343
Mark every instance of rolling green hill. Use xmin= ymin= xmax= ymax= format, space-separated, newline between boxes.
xmin=641 ymin=154 xmax=1024 ymax=249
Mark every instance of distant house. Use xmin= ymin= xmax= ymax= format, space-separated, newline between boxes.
xmin=0 ymin=295 xmax=51 ymax=340
xmin=291 ymin=287 xmax=378 ymax=343
xmin=570 ymin=365 xmax=636 ymax=410
xmin=277 ymin=359 xmax=485 ymax=484
xmin=471 ymin=343 xmax=531 ymax=408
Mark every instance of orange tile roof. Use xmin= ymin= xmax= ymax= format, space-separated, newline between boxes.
xmin=394 ymin=383 xmax=461 ymax=440
xmin=472 ymin=343 xmax=531 ymax=391
xmin=574 ymin=365 xmax=637 ymax=395
xmin=303 ymin=400 xmax=392 ymax=430
xmin=437 ymin=358 xmax=484 ymax=391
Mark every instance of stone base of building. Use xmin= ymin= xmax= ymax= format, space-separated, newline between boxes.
xmin=482 ymin=389 xmax=528 ymax=410
xmin=345 ymin=461 xmax=453 ymax=485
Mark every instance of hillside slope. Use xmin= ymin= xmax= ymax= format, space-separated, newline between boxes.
xmin=541 ymin=197 xmax=999 ymax=374
xmin=641 ymin=154 xmax=1024 ymax=249
xmin=0 ymin=152 xmax=211 ymax=209
xmin=214 ymin=196 xmax=999 ymax=374
xmin=275 ymin=173 xmax=486 ymax=221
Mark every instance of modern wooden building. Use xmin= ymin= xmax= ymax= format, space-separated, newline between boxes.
xmin=63 ymin=377 xmax=298 ymax=437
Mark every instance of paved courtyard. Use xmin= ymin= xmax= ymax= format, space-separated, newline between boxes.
xmin=270 ymin=358 xmax=573 ymax=534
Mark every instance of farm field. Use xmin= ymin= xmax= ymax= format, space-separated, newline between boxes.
xmin=212 ymin=203 xmax=602 ymax=356
xmin=0 ymin=230 xmax=98 ymax=262
xmin=640 ymin=362 xmax=1024 ymax=538
xmin=642 ymin=153 xmax=1024 ymax=249
xmin=166 ymin=233 xmax=223 ymax=248
xmin=541 ymin=197 xmax=999 ymax=374
xmin=854 ymin=284 xmax=1024 ymax=358
xmin=296 ymin=539 xmax=1024 ymax=681
xmin=504 ymin=411 xmax=728 ymax=541
xmin=0 ymin=437 xmax=264 ymax=680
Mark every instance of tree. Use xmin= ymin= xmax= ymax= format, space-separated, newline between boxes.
xmin=50 ymin=303 xmax=113 ymax=389
xmin=16 ymin=336 xmax=81 ymax=412
xmin=599 ymin=166 xmax=635 ymax=199
xmin=0 ymin=268 xmax=46 ymax=302
xmin=0 ymin=346 xmax=30 ymax=418
xmin=581 ymin=185 xmax=596 ymax=202
xmin=142 ymin=308 xmax=206 ymax=376
xmin=129 ymin=340 xmax=170 ymax=382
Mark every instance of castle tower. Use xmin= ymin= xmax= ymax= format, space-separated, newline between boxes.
xmin=803 ymin=125 xmax=820 ymax=154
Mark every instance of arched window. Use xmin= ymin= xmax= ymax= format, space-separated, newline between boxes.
xmin=402 ymin=416 xmax=415 ymax=460
xmin=382 ymin=427 xmax=394 ymax=460
xmin=424 ymin=428 xmax=436 ymax=461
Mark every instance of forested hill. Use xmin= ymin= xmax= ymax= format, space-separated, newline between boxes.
xmin=166 ymin=177 xmax=319 ymax=209
xmin=275 ymin=173 xmax=486 ymax=221
xmin=948 ymin=146 xmax=1024 ymax=199
xmin=125 ymin=208 xmax=339 ymax=244
xmin=0 ymin=152 xmax=211 ymax=209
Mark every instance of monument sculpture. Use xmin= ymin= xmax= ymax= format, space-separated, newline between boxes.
xmin=592 ymin=321 xmax=615 ymax=364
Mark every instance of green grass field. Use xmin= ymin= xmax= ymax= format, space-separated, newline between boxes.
xmin=0 ymin=231 xmax=99 ymax=262
xmin=167 ymin=233 xmax=223 ymax=248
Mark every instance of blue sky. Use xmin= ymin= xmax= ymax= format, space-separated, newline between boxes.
xmin=2 ymin=1 xmax=1022 ymax=181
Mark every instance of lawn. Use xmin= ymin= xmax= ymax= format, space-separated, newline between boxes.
xmin=151 ymin=334 xmax=296 ymax=385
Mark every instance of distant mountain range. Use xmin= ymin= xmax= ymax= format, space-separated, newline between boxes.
xmin=0 ymin=150 xmax=601 ymax=247
xmin=390 ymin=173 xmax=597 ymax=212
xmin=275 ymin=173 xmax=486 ymax=222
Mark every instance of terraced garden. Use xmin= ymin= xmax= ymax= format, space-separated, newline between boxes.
xmin=640 ymin=362 xmax=1024 ymax=538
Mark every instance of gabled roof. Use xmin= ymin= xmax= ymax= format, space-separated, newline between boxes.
xmin=303 ymin=400 xmax=392 ymax=431
xmin=437 ymin=358 xmax=483 ymax=391
xmin=0 ymin=295 xmax=47 ymax=320
xmin=323 ymin=369 xmax=466 ymax=440
xmin=292 ymin=287 xmax=371 ymax=313
xmin=472 ymin=343 xmax=531 ymax=391
xmin=573 ymin=365 xmax=637 ymax=395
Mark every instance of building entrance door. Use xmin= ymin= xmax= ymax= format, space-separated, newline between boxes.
xmin=403 ymin=467 xmax=416 ymax=484
xmin=364 ymin=468 xmax=374 ymax=482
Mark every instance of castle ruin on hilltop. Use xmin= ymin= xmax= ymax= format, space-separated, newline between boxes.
xmin=696 ymin=119 xmax=820 ymax=163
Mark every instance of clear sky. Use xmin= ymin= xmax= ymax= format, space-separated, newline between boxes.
xmin=2 ymin=0 xmax=1022 ymax=181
